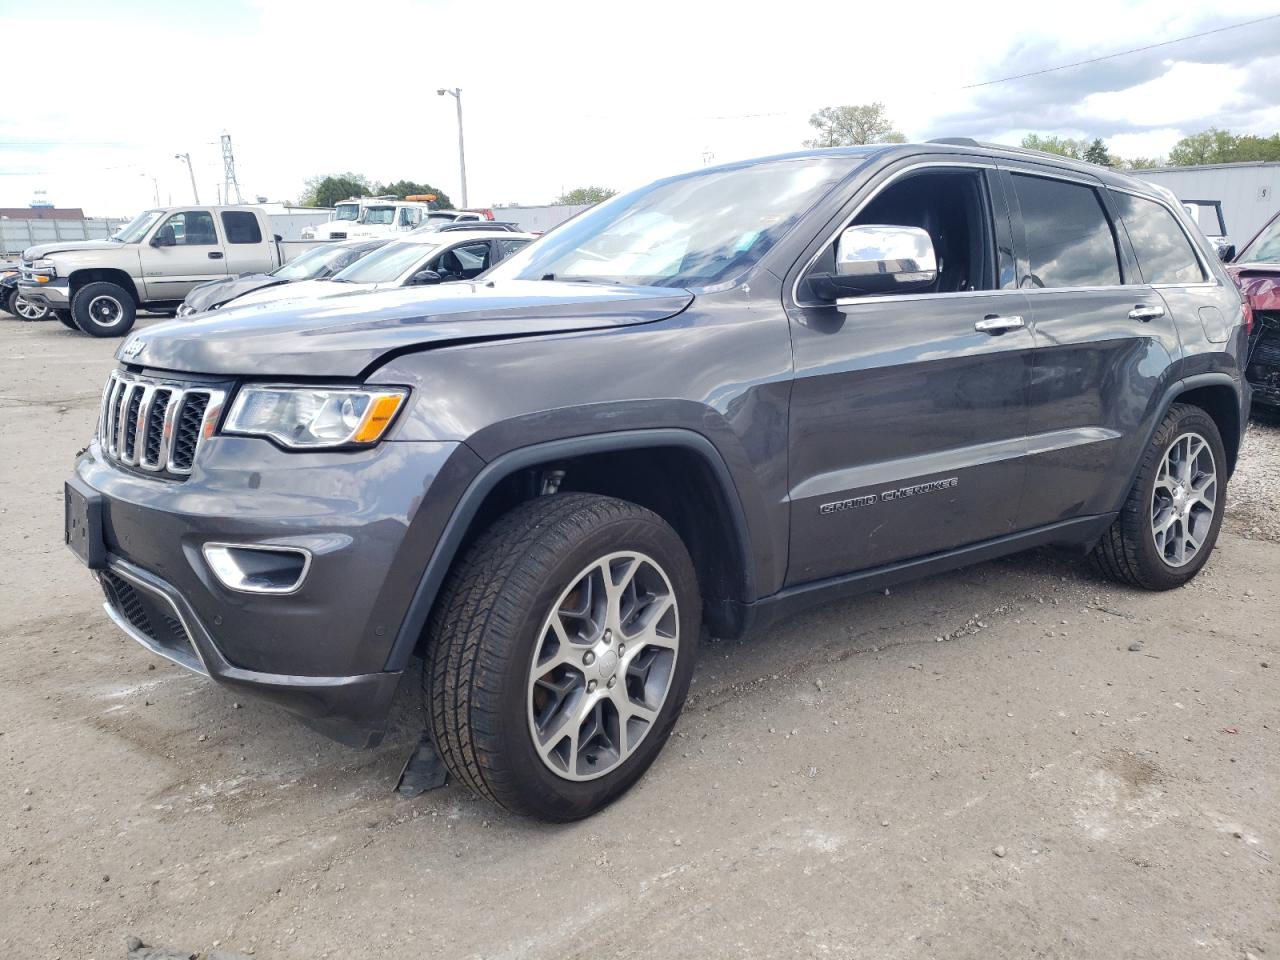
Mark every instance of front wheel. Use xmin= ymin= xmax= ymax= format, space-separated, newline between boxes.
xmin=1093 ymin=403 xmax=1227 ymax=590
xmin=71 ymin=281 xmax=136 ymax=337
xmin=425 ymin=493 xmax=700 ymax=821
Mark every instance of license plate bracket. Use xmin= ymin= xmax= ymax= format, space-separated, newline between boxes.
xmin=64 ymin=479 xmax=106 ymax=569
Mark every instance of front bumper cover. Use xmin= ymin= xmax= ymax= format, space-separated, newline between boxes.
xmin=18 ymin=278 xmax=69 ymax=307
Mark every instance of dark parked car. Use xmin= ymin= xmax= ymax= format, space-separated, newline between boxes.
xmin=1227 ymin=209 xmax=1280 ymax=408
xmin=65 ymin=141 xmax=1250 ymax=820
xmin=175 ymin=237 xmax=389 ymax=317
xmin=1 ymin=266 xmax=51 ymax=320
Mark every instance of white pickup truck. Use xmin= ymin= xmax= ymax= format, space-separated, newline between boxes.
xmin=302 ymin=197 xmax=491 ymax=241
xmin=18 ymin=205 xmax=322 ymax=337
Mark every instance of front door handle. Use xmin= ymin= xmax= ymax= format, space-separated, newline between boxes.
xmin=208 ymin=251 xmax=224 ymax=260
xmin=974 ymin=314 xmax=1025 ymax=334
xmin=1128 ymin=303 xmax=1165 ymax=322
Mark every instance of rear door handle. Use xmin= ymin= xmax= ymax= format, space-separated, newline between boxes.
xmin=208 ymin=251 xmax=224 ymax=260
xmin=1128 ymin=303 xmax=1165 ymax=322
xmin=974 ymin=315 xmax=1025 ymax=334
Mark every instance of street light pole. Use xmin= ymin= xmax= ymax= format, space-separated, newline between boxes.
xmin=140 ymin=173 xmax=159 ymax=206
xmin=436 ymin=87 xmax=468 ymax=209
xmin=174 ymin=153 xmax=199 ymax=203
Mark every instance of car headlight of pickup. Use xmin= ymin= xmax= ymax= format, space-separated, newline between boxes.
xmin=27 ymin=259 xmax=57 ymax=281
xmin=224 ymin=386 xmax=408 ymax=448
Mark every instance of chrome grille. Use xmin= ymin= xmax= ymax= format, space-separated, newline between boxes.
xmin=97 ymin=371 xmax=226 ymax=478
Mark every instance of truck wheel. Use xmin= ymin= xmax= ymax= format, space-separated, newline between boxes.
xmin=1093 ymin=403 xmax=1226 ymax=590
xmin=71 ymin=282 xmax=136 ymax=337
xmin=54 ymin=310 xmax=78 ymax=330
xmin=10 ymin=291 xmax=50 ymax=321
xmin=425 ymin=493 xmax=700 ymax=821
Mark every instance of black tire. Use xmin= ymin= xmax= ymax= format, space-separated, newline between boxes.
xmin=8 ymin=290 xmax=50 ymax=321
xmin=54 ymin=310 xmax=78 ymax=330
xmin=425 ymin=493 xmax=700 ymax=821
xmin=71 ymin=281 xmax=136 ymax=337
xmin=0 ymin=289 xmax=13 ymax=316
xmin=1093 ymin=403 xmax=1227 ymax=590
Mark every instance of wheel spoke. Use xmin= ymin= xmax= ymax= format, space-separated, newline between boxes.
xmin=1150 ymin=431 xmax=1218 ymax=570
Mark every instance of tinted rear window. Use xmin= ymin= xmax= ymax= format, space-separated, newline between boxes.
xmin=1112 ymin=192 xmax=1204 ymax=285
xmin=221 ymin=211 xmax=262 ymax=245
xmin=1012 ymin=174 xmax=1121 ymax=288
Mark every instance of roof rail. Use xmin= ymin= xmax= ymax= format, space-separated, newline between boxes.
xmin=928 ymin=137 xmax=981 ymax=147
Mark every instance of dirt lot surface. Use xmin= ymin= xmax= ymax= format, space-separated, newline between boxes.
xmin=1 ymin=315 xmax=1277 ymax=960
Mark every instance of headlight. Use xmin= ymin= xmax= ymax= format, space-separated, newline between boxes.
xmin=224 ymin=386 xmax=407 ymax=449
xmin=29 ymin=259 xmax=57 ymax=280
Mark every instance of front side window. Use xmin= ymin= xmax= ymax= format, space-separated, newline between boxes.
xmin=432 ymin=240 xmax=491 ymax=279
xmin=332 ymin=240 xmax=437 ymax=283
xmin=1012 ymin=174 xmax=1120 ymax=288
xmin=1112 ymin=192 xmax=1204 ymax=285
xmin=1239 ymin=213 xmax=1280 ymax=264
xmin=159 ymin=211 xmax=218 ymax=246
xmin=497 ymin=237 xmax=531 ymax=259
xmin=221 ymin=211 xmax=262 ymax=245
xmin=485 ymin=156 xmax=855 ymax=288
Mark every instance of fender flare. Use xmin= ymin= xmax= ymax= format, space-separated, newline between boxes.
xmin=383 ymin=428 xmax=756 ymax=671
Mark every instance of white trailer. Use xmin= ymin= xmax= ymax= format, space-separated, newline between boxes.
xmin=1138 ymin=162 xmax=1279 ymax=248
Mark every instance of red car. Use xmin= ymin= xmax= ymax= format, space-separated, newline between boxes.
xmin=1227 ymin=210 xmax=1280 ymax=409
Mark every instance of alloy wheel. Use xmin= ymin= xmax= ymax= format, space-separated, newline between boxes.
xmin=527 ymin=551 xmax=679 ymax=781
xmin=1150 ymin=431 xmax=1217 ymax=568
xmin=13 ymin=294 xmax=48 ymax=321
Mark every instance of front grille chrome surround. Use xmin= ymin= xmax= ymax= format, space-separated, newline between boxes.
xmin=97 ymin=371 xmax=226 ymax=478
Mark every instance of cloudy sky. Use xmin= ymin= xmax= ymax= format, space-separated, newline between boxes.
xmin=2 ymin=0 xmax=1279 ymax=216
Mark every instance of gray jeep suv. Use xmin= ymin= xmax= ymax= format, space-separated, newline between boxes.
xmin=65 ymin=141 xmax=1250 ymax=820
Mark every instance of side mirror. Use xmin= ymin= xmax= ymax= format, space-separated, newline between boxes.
xmin=151 ymin=225 xmax=176 ymax=248
xmin=409 ymin=269 xmax=442 ymax=286
xmin=811 ymin=224 xmax=938 ymax=300
xmin=1217 ymin=242 xmax=1236 ymax=263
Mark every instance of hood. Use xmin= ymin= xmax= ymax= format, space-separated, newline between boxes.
xmin=120 ymin=279 xmax=694 ymax=377
xmin=228 ymin=277 xmax=358 ymax=308
xmin=1228 ymin=263 xmax=1280 ymax=313
xmin=182 ymin=273 xmax=279 ymax=314
xmin=23 ymin=238 xmax=129 ymax=259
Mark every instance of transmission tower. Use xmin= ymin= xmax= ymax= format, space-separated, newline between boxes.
xmin=220 ymin=133 xmax=244 ymax=205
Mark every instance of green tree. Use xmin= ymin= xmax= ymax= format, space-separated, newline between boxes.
xmin=376 ymin=180 xmax=453 ymax=208
xmin=299 ymin=172 xmax=374 ymax=208
xmin=1119 ymin=156 xmax=1164 ymax=170
xmin=1168 ymin=128 xmax=1238 ymax=165
xmin=1020 ymin=134 xmax=1088 ymax=159
xmin=1083 ymin=138 xmax=1114 ymax=166
xmin=554 ymin=186 xmax=617 ymax=205
xmin=804 ymin=103 xmax=906 ymax=147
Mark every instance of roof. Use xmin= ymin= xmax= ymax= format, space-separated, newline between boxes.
xmin=0 ymin=207 xmax=86 ymax=220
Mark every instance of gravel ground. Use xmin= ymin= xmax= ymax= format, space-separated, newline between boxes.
xmin=1 ymin=315 xmax=1277 ymax=960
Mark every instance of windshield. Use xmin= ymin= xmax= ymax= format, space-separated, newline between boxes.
xmin=332 ymin=240 xmax=436 ymax=283
xmin=1240 ymin=214 xmax=1280 ymax=264
xmin=334 ymin=203 xmax=360 ymax=222
xmin=271 ymin=240 xmax=384 ymax=280
xmin=359 ymin=205 xmax=397 ymax=225
xmin=112 ymin=209 xmax=166 ymax=243
xmin=485 ymin=157 xmax=851 ymax=287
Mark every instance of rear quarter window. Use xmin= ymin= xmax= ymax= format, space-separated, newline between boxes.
xmin=1012 ymin=174 xmax=1121 ymax=288
xmin=1111 ymin=192 xmax=1205 ymax=285
xmin=221 ymin=211 xmax=263 ymax=245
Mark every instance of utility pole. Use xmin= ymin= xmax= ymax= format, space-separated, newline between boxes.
xmin=220 ymin=133 xmax=244 ymax=204
xmin=140 ymin=173 xmax=160 ymax=206
xmin=437 ymin=87 xmax=468 ymax=208
xmin=174 ymin=153 xmax=199 ymax=203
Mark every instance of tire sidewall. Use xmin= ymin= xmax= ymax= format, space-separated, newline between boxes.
xmin=496 ymin=513 xmax=700 ymax=820
xmin=1131 ymin=407 xmax=1227 ymax=587
xmin=72 ymin=282 xmax=136 ymax=337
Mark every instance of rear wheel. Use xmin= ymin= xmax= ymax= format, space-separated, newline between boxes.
xmin=10 ymin=290 xmax=50 ymax=321
xmin=71 ymin=281 xmax=136 ymax=337
xmin=1093 ymin=403 xmax=1226 ymax=590
xmin=425 ymin=493 xmax=699 ymax=821
xmin=54 ymin=310 xmax=77 ymax=330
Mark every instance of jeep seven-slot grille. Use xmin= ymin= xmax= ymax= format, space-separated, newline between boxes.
xmin=97 ymin=371 xmax=226 ymax=478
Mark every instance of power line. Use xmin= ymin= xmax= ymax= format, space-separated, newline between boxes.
xmin=963 ymin=13 xmax=1280 ymax=89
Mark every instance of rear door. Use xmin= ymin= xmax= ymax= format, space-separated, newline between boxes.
xmin=139 ymin=209 xmax=229 ymax=301
xmin=219 ymin=210 xmax=270 ymax=276
xmin=784 ymin=160 xmax=1035 ymax=585
xmin=1003 ymin=166 xmax=1183 ymax=529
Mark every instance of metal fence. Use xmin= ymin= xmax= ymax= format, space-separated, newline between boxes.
xmin=1 ymin=218 xmax=128 ymax=256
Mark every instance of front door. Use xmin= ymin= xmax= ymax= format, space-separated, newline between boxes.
xmin=140 ymin=209 xmax=229 ymax=301
xmin=784 ymin=162 xmax=1035 ymax=585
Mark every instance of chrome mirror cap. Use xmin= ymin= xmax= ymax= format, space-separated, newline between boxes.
xmin=836 ymin=224 xmax=938 ymax=284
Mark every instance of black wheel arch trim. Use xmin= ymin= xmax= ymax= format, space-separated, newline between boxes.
xmin=383 ymin=428 xmax=756 ymax=672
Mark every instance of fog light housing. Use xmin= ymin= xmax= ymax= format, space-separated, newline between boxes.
xmin=203 ymin=543 xmax=311 ymax=594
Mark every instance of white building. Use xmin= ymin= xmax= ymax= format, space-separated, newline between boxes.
xmin=1137 ymin=162 xmax=1279 ymax=248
